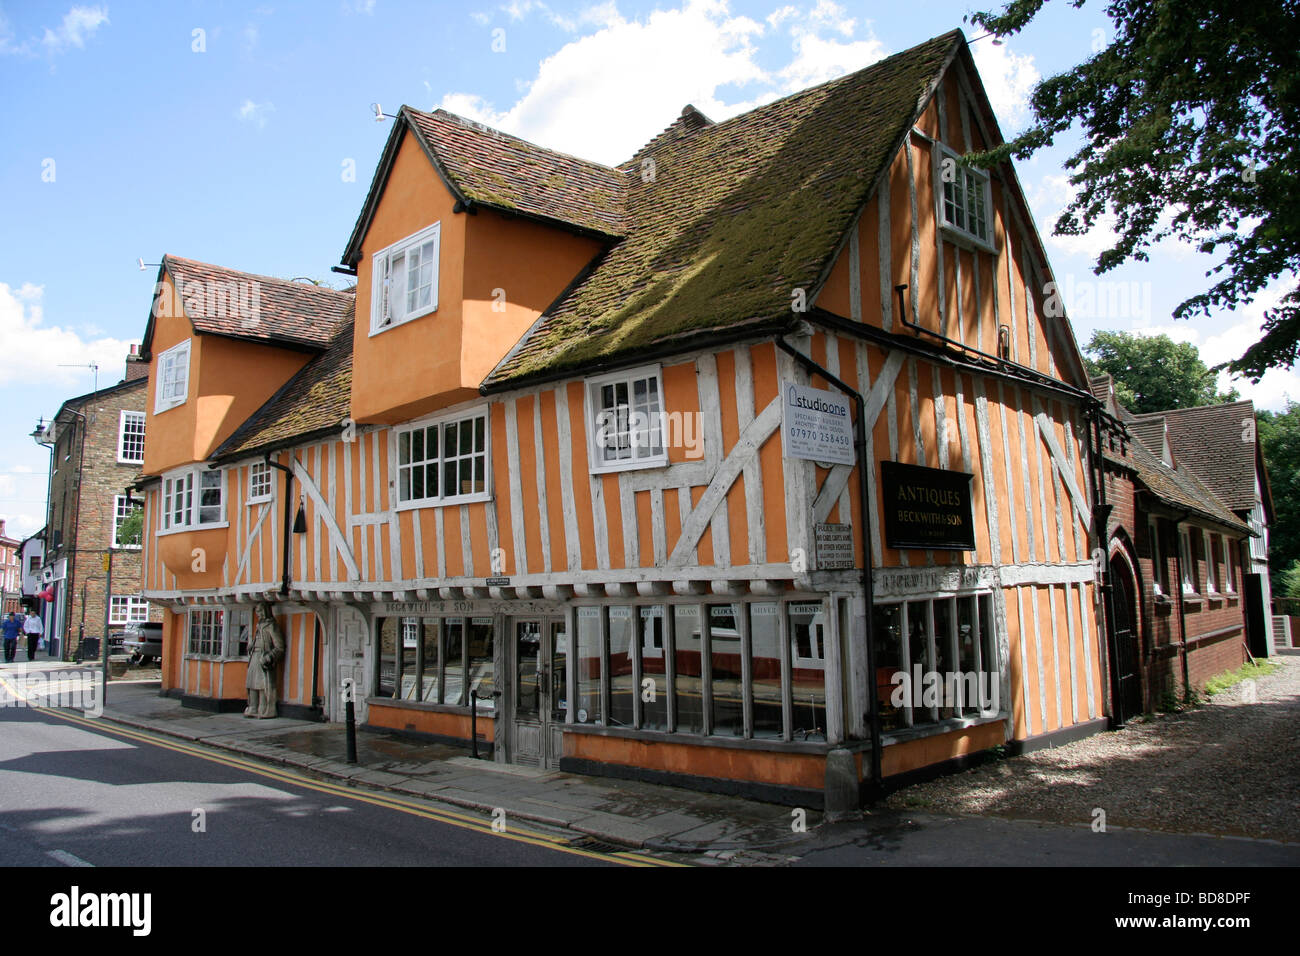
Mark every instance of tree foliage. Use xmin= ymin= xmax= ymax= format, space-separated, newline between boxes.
xmin=115 ymin=508 xmax=143 ymax=548
xmin=968 ymin=0 xmax=1300 ymax=380
xmin=1257 ymin=400 xmax=1300 ymax=592
xmin=1083 ymin=330 xmax=1237 ymax=412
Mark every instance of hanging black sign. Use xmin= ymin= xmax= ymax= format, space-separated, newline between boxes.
xmin=881 ymin=460 xmax=976 ymax=551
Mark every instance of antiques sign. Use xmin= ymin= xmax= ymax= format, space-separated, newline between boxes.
xmin=881 ymin=460 xmax=976 ymax=551
xmin=781 ymin=382 xmax=855 ymax=466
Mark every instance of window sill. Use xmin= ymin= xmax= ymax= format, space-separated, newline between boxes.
xmin=368 ymin=306 xmax=437 ymax=338
xmin=563 ymin=721 xmax=834 ymax=753
xmin=394 ymin=493 xmax=492 ymax=512
xmin=881 ymin=711 xmax=1005 ymax=745
xmin=157 ymin=522 xmax=229 ymax=537
xmin=183 ymin=654 xmax=249 ymax=663
xmin=246 ymin=497 xmax=273 ymax=506
xmin=589 ymin=456 xmax=669 ymax=476
xmin=117 ymin=458 xmax=145 ymax=466
xmin=939 ymin=223 xmax=996 ymax=256
xmin=1182 ymin=594 xmax=1203 ymax=608
xmin=112 ymin=544 xmax=143 ymax=551
xmin=367 ymin=696 xmax=491 ymax=715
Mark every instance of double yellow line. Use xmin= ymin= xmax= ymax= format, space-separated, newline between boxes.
xmin=3 ymin=679 xmax=682 ymax=867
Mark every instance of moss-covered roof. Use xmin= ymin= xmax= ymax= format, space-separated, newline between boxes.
xmin=212 ymin=309 xmax=355 ymax=461
xmin=482 ymin=30 xmax=960 ymax=387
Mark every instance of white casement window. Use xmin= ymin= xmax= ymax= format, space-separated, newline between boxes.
xmin=248 ymin=461 xmax=273 ymax=503
xmin=1204 ymin=533 xmax=1220 ymax=594
xmin=186 ymin=606 xmax=251 ymax=659
xmin=586 ymin=365 xmax=668 ymax=473
xmin=935 ymin=144 xmax=993 ymax=250
xmin=161 ymin=467 xmax=225 ymax=532
xmin=1222 ymin=535 xmax=1236 ymax=593
xmin=118 ymin=410 xmax=146 ymax=463
xmin=394 ymin=408 xmax=489 ymax=507
xmin=155 ymin=339 xmax=191 ymax=413
xmin=110 ymin=595 xmax=150 ymax=625
xmin=370 ymin=222 xmax=440 ymax=334
xmin=1180 ymin=529 xmax=1197 ymax=595
xmin=1149 ymin=520 xmax=1165 ymax=596
xmin=113 ymin=494 xmax=143 ymax=549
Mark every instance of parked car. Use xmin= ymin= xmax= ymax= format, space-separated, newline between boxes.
xmin=122 ymin=622 xmax=163 ymax=665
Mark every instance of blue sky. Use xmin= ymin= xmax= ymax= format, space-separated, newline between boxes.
xmin=1 ymin=0 xmax=1293 ymax=538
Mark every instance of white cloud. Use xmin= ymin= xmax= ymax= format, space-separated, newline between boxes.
xmin=970 ymin=38 xmax=1039 ymax=133
xmin=236 ymin=99 xmax=276 ymax=128
xmin=440 ymin=0 xmax=769 ymax=165
xmin=40 ymin=5 xmax=108 ymax=53
xmin=0 ymin=283 xmax=135 ymax=387
xmin=343 ymin=0 xmax=377 ymax=13
xmin=776 ymin=29 xmax=885 ymax=93
xmin=438 ymin=0 xmax=893 ymax=167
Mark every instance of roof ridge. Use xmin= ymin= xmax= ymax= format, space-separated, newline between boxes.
xmin=163 ymin=254 xmax=355 ymax=298
xmin=412 ymin=106 xmax=626 ymax=174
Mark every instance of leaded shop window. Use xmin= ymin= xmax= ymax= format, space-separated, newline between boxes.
xmin=607 ymin=605 xmax=635 ymax=728
xmin=875 ymin=594 xmax=998 ymax=731
xmin=788 ymin=602 xmax=827 ymax=741
xmin=673 ymin=604 xmax=704 ymax=735
xmin=639 ymin=606 xmax=668 ymax=730
xmin=570 ymin=599 xmax=835 ymax=744
xmin=708 ymin=603 xmax=745 ymax=738
xmin=575 ymin=606 xmax=603 ymax=726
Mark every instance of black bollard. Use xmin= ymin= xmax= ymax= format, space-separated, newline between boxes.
xmin=345 ymin=697 xmax=357 ymax=764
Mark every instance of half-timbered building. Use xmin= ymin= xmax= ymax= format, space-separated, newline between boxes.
xmin=138 ymin=30 xmax=1116 ymax=805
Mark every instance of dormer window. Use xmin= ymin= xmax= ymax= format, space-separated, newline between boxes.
xmin=155 ymin=339 xmax=191 ymax=413
xmin=371 ymin=222 xmax=440 ymax=334
xmin=935 ymin=144 xmax=993 ymax=251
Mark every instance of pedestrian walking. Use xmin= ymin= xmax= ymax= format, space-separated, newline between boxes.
xmin=1 ymin=612 xmax=20 ymax=663
xmin=23 ymin=611 xmax=43 ymax=661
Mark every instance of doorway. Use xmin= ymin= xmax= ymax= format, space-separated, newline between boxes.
xmin=330 ymin=606 xmax=370 ymax=724
xmin=508 ymin=617 xmax=567 ymax=768
xmin=1110 ymin=556 xmax=1143 ymax=720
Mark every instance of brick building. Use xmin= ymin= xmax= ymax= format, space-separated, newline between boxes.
xmin=1131 ymin=401 xmax=1276 ymax=655
xmin=0 ymin=520 xmax=22 ymax=614
xmin=1091 ymin=375 xmax=1254 ymax=719
xmin=34 ymin=348 xmax=159 ymax=659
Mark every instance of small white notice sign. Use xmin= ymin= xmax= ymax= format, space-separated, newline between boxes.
xmin=815 ymin=523 xmax=855 ymax=570
xmin=781 ymin=381 xmax=854 ymax=465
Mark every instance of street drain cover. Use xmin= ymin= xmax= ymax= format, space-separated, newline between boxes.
xmin=566 ymin=837 xmax=626 ymax=854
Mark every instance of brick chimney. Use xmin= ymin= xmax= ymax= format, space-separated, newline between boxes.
xmin=125 ymin=343 xmax=148 ymax=383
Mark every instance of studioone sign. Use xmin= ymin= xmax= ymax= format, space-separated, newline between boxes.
xmin=881 ymin=460 xmax=976 ymax=551
xmin=781 ymin=382 xmax=854 ymax=466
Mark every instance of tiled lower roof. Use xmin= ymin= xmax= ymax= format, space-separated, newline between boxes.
xmin=211 ymin=311 xmax=355 ymax=460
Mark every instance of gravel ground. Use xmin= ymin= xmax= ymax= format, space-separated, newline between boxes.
xmin=882 ymin=656 xmax=1300 ymax=843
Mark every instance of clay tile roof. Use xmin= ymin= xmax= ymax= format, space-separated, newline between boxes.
xmin=1133 ymin=401 xmax=1260 ymax=512
xmin=483 ymin=30 xmax=962 ymax=387
xmin=148 ymin=256 xmax=355 ymax=353
xmin=1088 ymin=373 xmax=1113 ymax=405
xmin=1127 ymin=416 xmax=1167 ymax=459
xmin=211 ymin=308 xmax=355 ymax=460
xmin=404 ymin=108 xmax=628 ymax=238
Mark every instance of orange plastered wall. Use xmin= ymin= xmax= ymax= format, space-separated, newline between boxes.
xmin=462 ymin=209 xmax=603 ymax=386
xmin=143 ymin=275 xmax=312 ymax=474
xmin=352 ymin=130 xmax=469 ymax=424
